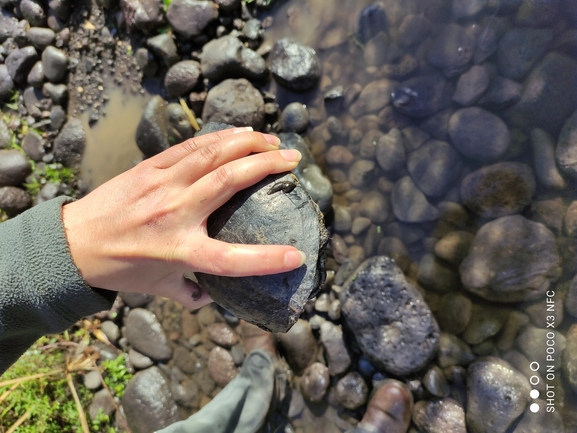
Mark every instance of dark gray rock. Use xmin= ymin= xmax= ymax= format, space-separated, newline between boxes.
xmin=22 ymin=86 xmax=43 ymax=116
xmin=121 ymin=0 xmax=163 ymax=34
xmin=164 ymin=60 xmax=201 ymax=97
xmin=27 ymin=61 xmax=44 ymax=88
xmin=357 ymin=2 xmax=387 ymax=44
xmin=214 ymin=0 xmax=240 ymax=13
xmin=100 ymin=321 xmax=120 ymax=345
xmin=299 ymin=362 xmax=329 ymax=403
xmin=556 ymin=109 xmax=577 ymax=178
xmin=335 ymin=372 xmax=368 ymax=410
xmin=195 ymin=172 xmax=329 ymax=333
xmin=392 ymin=74 xmax=453 ymax=118
xmin=128 ymin=348 xmax=153 ymax=369
xmin=135 ymin=96 xmax=169 ymax=158
xmin=449 ymin=107 xmax=510 ymax=161
xmin=392 ymin=176 xmax=439 ymax=223
xmin=497 ymin=28 xmax=553 ymax=81
xmin=452 ymin=65 xmax=489 ymax=106
xmin=562 ymin=324 xmax=577 ymax=393
xmin=147 ymin=33 xmax=179 ymax=67
xmin=359 ymin=191 xmax=388 ymax=224
xmin=515 ymin=0 xmax=559 ymax=27
xmin=53 ymin=118 xmax=85 ymax=166
xmin=277 ymin=319 xmax=317 ymax=374
xmin=122 ymin=367 xmax=181 ymax=433
xmin=0 ymin=13 xmax=17 ymax=43
xmin=6 ymin=46 xmax=38 ymax=83
xmin=48 ymin=0 xmax=72 ymax=21
xmin=478 ymin=76 xmax=522 ymax=110
xmin=88 ymin=388 xmax=115 ymax=421
xmin=43 ymin=82 xmax=67 ymax=105
xmin=34 ymin=183 xmax=60 ymax=205
xmin=26 ymin=27 xmax=55 ymax=51
xmin=0 ymin=149 xmax=31 ymax=187
xmin=22 ymin=130 xmax=44 ymax=161
xmin=453 ymin=0 xmax=486 ymax=19
xmin=349 ymin=159 xmax=376 ymax=189
xmin=437 ymin=333 xmax=475 ymax=368
xmin=41 ymin=46 xmax=67 ymax=83
xmin=124 ymin=308 xmax=172 ymax=361
xmin=135 ymin=47 xmax=157 ymax=77
xmin=270 ymin=38 xmax=321 ymax=92
xmin=20 ymin=0 xmax=46 ymax=27
xmin=202 ymin=78 xmax=265 ymax=129
xmin=417 ymin=253 xmax=460 ymax=293
xmin=0 ymin=186 xmax=31 ymax=217
xmin=0 ymin=65 xmax=14 ymax=102
xmin=423 ymin=366 xmax=450 ymax=397
xmin=413 ymin=398 xmax=466 ymax=433
xmin=460 ymin=215 xmax=561 ymax=303
xmin=426 ymin=24 xmax=476 ymax=77
xmin=319 ymin=320 xmax=351 ymax=375
xmin=398 ymin=14 xmax=430 ymax=48
xmin=50 ymin=105 xmax=66 ymax=130
xmin=166 ymin=0 xmax=218 ymax=39
xmin=460 ymin=162 xmax=536 ymax=218
xmin=466 ymin=357 xmax=530 ymax=433
xmin=120 ymin=292 xmax=153 ymax=308
xmin=280 ymin=102 xmax=309 ymax=133
xmin=461 ymin=303 xmax=509 ymax=345
xmin=340 ymin=256 xmax=440 ymax=376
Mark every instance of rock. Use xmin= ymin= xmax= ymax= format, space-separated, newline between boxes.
xmin=195 ymin=171 xmax=328 ymax=333
xmin=449 ymin=107 xmax=510 ymax=161
xmin=325 ymin=145 xmax=354 ymax=167
xmin=511 ymin=399 xmax=565 ymax=433
xmin=437 ymin=293 xmax=473 ymax=335
xmin=0 ymin=65 xmax=15 ymax=101
xmin=434 ymin=231 xmax=474 ymax=266
xmin=170 ymin=367 xmax=200 ymax=408
xmin=566 ymin=275 xmax=577 ymax=318
xmin=206 ymin=322 xmax=238 ymax=348
xmin=124 ymin=308 xmax=172 ymax=361
xmin=299 ymin=362 xmax=329 ymax=403
xmin=135 ymin=96 xmax=169 ymax=158
xmin=335 ymin=372 xmax=368 ymax=410
xmin=333 ymin=204 xmax=352 ymax=233
xmin=214 ymin=0 xmax=240 ymax=13
xmin=357 ymin=2 xmax=387 ymax=44
xmin=478 ymin=76 xmax=522 ymax=110
xmin=277 ymin=319 xmax=317 ymax=374
xmin=530 ymin=128 xmax=566 ymax=189
xmin=562 ymin=324 xmax=577 ymax=393
xmin=556 ymin=109 xmax=577 ymax=178
xmin=462 ymin=303 xmax=509 ymax=345
xmin=147 ymin=33 xmax=179 ymax=67
xmin=398 ymin=14 xmax=430 ymax=48
xmin=0 ymin=150 xmax=31 ymax=187
xmin=167 ymin=0 xmax=218 ymax=39
xmin=128 ymin=348 xmax=153 ymax=369
xmin=122 ymin=367 xmax=181 ymax=433
xmin=529 ymin=198 xmax=565 ymax=235
xmin=466 ymin=357 xmax=530 ymax=433
xmin=121 ymin=0 xmax=163 ymax=34
xmin=412 ymin=398 xmax=466 ymax=433
xmin=392 ymin=176 xmax=439 ymax=223
xmin=100 ymin=321 xmax=120 ymax=344
xmin=20 ymin=0 xmax=46 ymax=27
xmin=340 ymin=256 xmax=440 ymax=376
xmin=48 ymin=0 xmax=72 ymax=21
xmin=0 ymin=120 xmax=10 ymax=149
xmin=417 ymin=253 xmax=459 ymax=293
xmin=200 ymin=36 xmax=267 ymax=83
xmin=319 ymin=321 xmax=351 ymax=375
xmin=164 ymin=60 xmax=201 ymax=97
xmin=34 ymin=183 xmax=59 ymax=205
xmin=460 ymin=215 xmax=561 ymax=302
xmin=460 ymin=162 xmax=536 ymax=219
xmin=207 ymin=347 xmax=238 ymax=387
xmin=437 ymin=333 xmax=475 ymax=368
xmin=376 ymin=128 xmax=405 ymax=172
xmin=516 ymin=325 xmax=566 ymax=373
xmin=0 ymin=13 xmax=17 ymax=43
xmin=43 ymin=82 xmax=67 ymax=105
xmin=392 ymin=74 xmax=453 ymax=118
xmin=50 ymin=105 xmax=66 ymax=130
xmin=41 ymin=45 xmax=67 ymax=82
xmin=515 ymin=0 xmax=560 ymax=27
xmin=280 ymin=102 xmax=309 ymax=133
xmin=83 ymin=370 xmax=101 ymax=390
xmin=426 ymin=24 xmax=476 ymax=77
xmin=497 ymin=28 xmax=553 ymax=81
xmin=350 ymin=78 xmax=397 ymax=116
xmin=407 ymin=139 xmax=463 ymax=198
xmin=423 ymin=366 xmax=450 ymax=397
xmin=88 ymin=388 xmax=115 ymax=421
xmin=23 ymin=86 xmax=43 ymax=116
xmin=270 ymin=38 xmax=321 ymax=92
xmin=6 ymin=46 xmax=38 ymax=83
xmin=452 ymin=65 xmax=489 ymax=106
xmin=508 ymin=53 xmax=577 ymax=135
xmin=349 ymin=159 xmax=375 ymax=189
xmin=120 ymin=292 xmax=153 ymax=308
xmin=53 ymin=118 xmax=86 ymax=166
xmin=135 ymin=47 xmax=157 ymax=77
xmin=27 ymin=27 xmax=55 ymax=51
xmin=27 ymin=61 xmax=44 ymax=88
xmin=0 ymin=187 xmax=31 ymax=217
xmin=202 ymin=78 xmax=265 ymax=129
xmin=453 ymin=0 xmax=486 ymax=19
xmin=359 ymin=191 xmax=388 ymax=224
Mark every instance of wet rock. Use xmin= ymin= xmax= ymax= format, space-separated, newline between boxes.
xmin=128 ymin=348 xmax=153 ymax=369
xmin=124 ymin=308 xmax=172 ymax=361
xmin=270 ymin=38 xmax=321 ymax=92
xmin=530 ymin=128 xmax=566 ymax=189
xmin=434 ymin=231 xmax=474 ymax=266
xmin=122 ymin=367 xmax=181 ymax=433
xmin=333 ymin=204 xmax=352 ymax=233
xmin=340 ymin=256 xmax=440 ymax=376
xmin=53 ymin=118 xmax=86 ymax=166
xmin=135 ymin=96 xmax=169 ymax=158
xmin=460 ymin=162 xmax=536 ymax=219
xmin=562 ymin=324 xmax=577 ymax=393
xmin=27 ymin=27 xmax=55 ymax=51
xmin=319 ymin=321 xmax=351 ymax=375
xmin=41 ymin=45 xmax=67 ymax=83
xmin=511 ymin=399 xmax=565 ymax=433
xmin=376 ymin=128 xmax=405 ymax=172
xmin=417 ymin=253 xmax=459 ymax=293
xmin=348 ymin=159 xmax=375 ymax=189
xmin=357 ymin=2 xmax=387 ymax=44
xmin=277 ymin=319 xmax=317 ymax=373
xmin=6 ymin=46 xmax=38 ymax=84
xmin=164 ymin=60 xmax=201 ymax=97
xmin=460 ymin=215 xmax=561 ymax=303
xmin=20 ymin=0 xmax=46 ymax=27
xmin=325 ymin=145 xmax=354 ymax=167
xmin=392 ymin=74 xmax=453 ymax=118
xmin=350 ymin=78 xmax=396 ymax=116
xmin=556 ymin=109 xmax=577 ymax=178
xmin=462 ymin=303 xmax=509 ymax=345
xmin=413 ymin=398 xmax=466 ymax=433
xmin=167 ymin=0 xmax=218 ymax=39
xmin=359 ymin=191 xmax=388 ymax=224
xmin=515 ymin=0 xmax=559 ymax=27
xmin=478 ymin=76 xmax=522 ymax=110
xmin=0 ymin=65 xmax=14 ymax=102
xmin=566 ymin=275 xmax=577 ymax=318
xmin=48 ymin=0 xmax=72 ymax=21
xmin=517 ymin=325 xmax=566 ymax=373
xmin=0 ymin=149 xmax=31 ymax=187
xmin=427 ymin=24 xmax=476 ymax=77
xmin=214 ymin=0 xmax=240 ymax=13
xmin=121 ymin=0 xmax=163 ymax=34
xmin=497 ymin=28 xmax=553 ymax=81
xmin=135 ymin=47 xmax=157 ymax=77
xmin=449 ymin=107 xmax=510 ymax=161
xmin=200 ymin=36 xmax=267 ymax=83
xmin=202 ymin=78 xmax=265 ymax=129
xmin=453 ymin=0 xmax=486 ymax=19
xmin=452 ymin=65 xmax=489 ymax=106
xmin=207 ymin=346 xmax=238 ymax=387
xmin=147 ymin=33 xmax=179 ymax=67
xmin=0 ymin=187 xmax=31 ymax=217
xmin=280 ymin=102 xmax=309 ymax=133
xmin=299 ymin=362 xmax=329 ymax=403
xmin=335 ymin=372 xmax=368 ymax=410
xmin=206 ymin=322 xmax=238 ymax=348
xmin=22 ymin=129 xmax=46 ymax=161
xmin=27 ymin=61 xmax=44 ymax=88
xmin=166 ymin=103 xmax=194 ymax=145
xmin=43 ymin=82 xmax=67 ymax=105
xmin=466 ymin=357 xmax=530 ymax=433
xmin=408 ymin=139 xmax=463 ymax=198
xmin=423 ymin=366 xmax=450 ymax=397
xmin=438 ymin=333 xmax=475 ymax=368
xmin=398 ymin=14 xmax=430 ymax=48
xmin=437 ymin=293 xmax=473 ymax=334
xmin=392 ymin=176 xmax=439 ymax=223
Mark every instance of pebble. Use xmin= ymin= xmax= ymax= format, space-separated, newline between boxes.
xmin=515 ymin=0 xmax=560 ymax=27
xmin=377 ymin=237 xmax=410 ymax=272
xmin=135 ymin=47 xmax=157 ymax=78
xmin=566 ymin=275 xmax=577 ymax=318
xmin=478 ymin=76 xmax=522 ymax=110
xmin=206 ymin=322 xmax=238 ymax=348
xmin=300 ymin=362 xmax=329 ymax=403
xmin=391 ymin=74 xmax=453 ymax=118
xmin=351 ymin=216 xmax=371 ymax=235
xmin=530 ymin=128 xmax=566 ymax=189
xmin=502 ymin=349 xmax=544 ymax=392
xmin=426 ymin=24 xmax=475 ymax=77
xmin=461 ymin=304 xmax=509 ymax=345
xmin=166 ymin=0 xmax=218 ymax=39
xmin=100 ymin=320 xmax=120 ymax=344
xmin=434 ymin=231 xmax=474 ymax=266
xmin=53 ymin=118 xmax=86 ymax=166
xmin=495 ymin=311 xmax=529 ymax=351
xmin=314 ymin=293 xmax=330 ymax=312
xmin=0 ymin=187 xmax=31 ymax=217
xmin=357 ymin=2 xmax=387 ymax=44
xmin=171 ymin=367 xmax=200 ymax=408
xmin=562 ymin=324 xmax=577 ymax=393
xmin=0 ymin=65 xmax=14 ymax=101
xmin=516 ymin=325 xmax=566 ymax=373
xmin=348 ymin=159 xmax=375 ymax=188
xmin=359 ymin=191 xmax=388 ymax=224
xmin=398 ymin=14 xmax=430 ymax=48
xmin=83 ymin=370 xmax=102 ymax=390
xmin=437 ymin=333 xmax=475 ymax=368
xmin=437 ymin=293 xmax=473 ymax=335
xmin=375 ymin=127 xmax=405 ymax=172
xmin=556 ymin=108 xmax=577 ymax=178
xmin=119 ymin=292 xmax=153 ymax=309
xmin=20 ymin=0 xmax=47 ymax=27
xmin=147 ymin=33 xmax=179 ymax=67
xmin=412 ymin=398 xmax=467 ymax=433
xmin=350 ymin=78 xmax=396 ymax=116
xmin=498 ymin=28 xmax=553 ymax=81
xmin=452 ymin=65 xmax=489 ymax=106
xmin=325 ymin=145 xmax=354 ymax=167
xmin=88 ymin=388 xmax=115 ymax=421
xmin=6 ymin=46 xmax=38 ymax=83
xmin=128 ymin=348 xmax=153 ymax=370
xmin=277 ymin=319 xmax=318 ymax=374
xmin=270 ymin=38 xmax=320 ymax=92
xmin=319 ymin=321 xmax=351 ymax=376
xmin=207 ymin=346 xmax=238 ymax=387
xmin=280 ymin=102 xmax=309 ymax=133
xmin=392 ymin=176 xmax=439 ymax=223
xmin=332 ymin=204 xmax=352 ymax=233
xmin=511 ymin=399 xmax=565 ymax=433
xmin=27 ymin=60 xmax=44 ymax=88
xmin=41 ymin=45 xmax=68 ymax=83
xmin=328 ymin=299 xmax=341 ymax=321
xmin=417 ymin=254 xmax=459 ymax=293
xmin=124 ymin=308 xmax=172 ymax=361
xmin=335 ymin=372 xmax=368 ymax=410
xmin=0 ymin=149 xmax=31 ymax=187
xmin=423 ymin=366 xmax=449 ymax=397
xmin=164 ymin=60 xmax=201 ymax=97
xmin=21 ymin=130 xmax=44 ymax=162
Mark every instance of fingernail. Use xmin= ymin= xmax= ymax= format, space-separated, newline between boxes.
xmin=280 ymin=149 xmax=302 ymax=162
xmin=263 ymin=134 xmax=281 ymax=147
xmin=233 ymin=126 xmax=253 ymax=133
xmin=284 ymin=250 xmax=307 ymax=268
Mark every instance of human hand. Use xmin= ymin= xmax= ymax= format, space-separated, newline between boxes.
xmin=62 ymin=128 xmax=305 ymax=310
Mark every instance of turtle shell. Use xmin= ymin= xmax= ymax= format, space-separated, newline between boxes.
xmin=195 ymin=172 xmax=329 ymax=333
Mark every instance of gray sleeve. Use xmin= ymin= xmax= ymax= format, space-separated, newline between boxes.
xmin=0 ymin=196 xmax=117 ymax=374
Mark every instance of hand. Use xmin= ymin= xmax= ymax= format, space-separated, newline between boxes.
xmin=62 ymin=128 xmax=305 ymax=310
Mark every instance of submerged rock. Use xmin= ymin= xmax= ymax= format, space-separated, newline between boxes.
xmin=270 ymin=38 xmax=321 ymax=92
xmin=392 ymin=75 xmax=453 ymax=118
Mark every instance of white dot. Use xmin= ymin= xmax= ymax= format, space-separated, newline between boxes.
xmin=530 ymin=389 xmax=540 ymax=399
xmin=530 ymin=403 xmax=540 ymax=413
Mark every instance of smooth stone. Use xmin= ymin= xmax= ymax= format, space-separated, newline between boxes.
xmin=27 ymin=28 xmax=55 ymax=52
xmin=121 ymin=0 xmax=163 ymax=33
xmin=333 ymin=204 xmax=352 ymax=233
xmin=452 ymin=65 xmax=489 ymax=106
xmin=41 ymin=45 xmax=67 ymax=83
xmin=164 ymin=60 xmax=201 ymax=97
xmin=357 ymin=2 xmax=387 ymax=44
xmin=466 ymin=357 xmax=530 ymax=433
xmin=340 ymin=256 xmax=440 ymax=376
xmin=207 ymin=346 xmax=238 ymax=387
xmin=375 ymin=128 xmax=405 ymax=172
xmin=434 ymin=231 xmax=474 ymax=266
xmin=426 ymin=23 xmax=476 ymax=77
xmin=270 ymin=38 xmax=320 ymax=92
xmin=0 ymin=149 xmax=31 ymax=187
xmin=412 ymin=398 xmax=467 ymax=433
xmin=88 ymin=388 xmax=115 ymax=421
xmin=461 ymin=304 xmax=509 ymax=345
xmin=100 ymin=320 xmax=120 ymax=344
xmin=556 ymin=109 xmax=577 ymax=178
xmin=147 ymin=33 xmax=179 ymax=67
xmin=166 ymin=0 xmax=218 ymax=39
xmin=0 ymin=186 xmax=31 ymax=217
xmin=566 ymin=274 xmax=577 ymax=318
xmin=437 ymin=293 xmax=473 ymax=335
xmin=0 ymin=120 xmax=10 ymax=149
xmin=392 ymin=176 xmax=439 ymax=223
xmin=50 ymin=105 xmax=66 ymax=130
xmin=516 ymin=325 xmax=566 ymax=373
xmin=351 ymin=216 xmax=371 ymax=235
xmin=277 ymin=319 xmax=317 ymax=374
xmin=350 ymin=78 xmax=397 ymax=116
xmin=6 ymin=46 xmax=38 ymax=83
xmin=170 ymin=367 xmax=200 ymax=408
xmin=392 ymin=74 xmax=453 ymax=118
xmin=511 ymin=399 xmax=565 ymax=433
xmin=437 ymin=333 xmax=475 ymax=368
xmin=128 ymin=348 xmax=153 ymax=369
xmin=515 ymin=0 xmax=560 ymax=27
xmin=325 ymin=145 xmax=354 ymax=167
xmin=417 ymin=253 xmax=459 ymax=293
xmin=530 ymin=128 xmax=566 ymax=189
xmin=43 ymin=82 xmax=67 ymax=105
xmin=135 ymin=47 xmax=157 ymax=77
xmin=27 ymin=61 xmax=45 ymax=90
xmin=83 ymin=370 xmax=101 ymax=390
xmin=0 ymin=64 xmax=15 ymax=101
xmin=359 ymin=191 xmax=388 ymax=224
xmin=478 ymin=76 xmax=522 ymax=110
xmin=53 ymin=118 xmax=86 ymax=166
xmin=205 ymin=322 xmax=238 ymax=348
xmin=453 ymin=0 xmax=486 ymax=19
xmin=562 ymin=324 xmax=577 ymax=393
xmin=0 ymin=13 xmax=17 ymax=43
xmin=319 ymin=321 xmax=351 ymax=375
xmin=20 ymin=0 xmax=47 ymax=27
xmin=280 ymin=102 xmax=309 ymax=133
xmin=120 ymin=292 xmax=153 ymax=308
xmin=124 ymin=308 xmax=172 ymax=361
xmin=135 ymin=95 xmax=169 ymax=158
xmin=422 ymin=366 xmax=450 ymax=397
xmin=335 ymin=372 xmax=368 ymax=410
xmin=300 ymin=362 xmax=329 ymax=403
xmin=398 ymin=14 xmax=430 ymax=48
xmin=377 ymin=237 xmax=410 ymax=272
xmin=497 ymin=28 xmax=553 ymax=81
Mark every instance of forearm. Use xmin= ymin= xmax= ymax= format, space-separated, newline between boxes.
xmin=0 ymin=196 xmax=116 ymax=375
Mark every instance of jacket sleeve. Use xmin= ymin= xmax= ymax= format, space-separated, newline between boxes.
xmin=0 ymin=196 xmax=117 ymax=375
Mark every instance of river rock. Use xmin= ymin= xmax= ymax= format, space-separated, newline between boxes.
xmin=340 ymin=256 xmax=440 ymax=376
xmin=164 ymin=60 xmax=201 ymax=97
xmin=0 ymin=65 xmax=14 ymax=102
xmin=280 ymin=102 xmax=309 ymax=133
xmin=167 ymin=0 xmax=218 ymax=39
xmin=6 ymin=46 xmax=38 ymax=83
xmin=206 ymin=322 xmax=238 ymax=348
xmin=516 ymin=325 xmax=566 ymax=373
xmin=41 ymin=46 xmax=67 ymax=82
xmin=392 ymin=176 xmax=439 ymax=223
xmin=417 ymin=253 xmax=460 ymax=293
xmin=277 ymin=319 xmax=317 ymax=374
xmin=462 ymin=303 xmax=509 ymax=345
xmin=466 ymin=357 xmax=530 ymax=433
xmin=426 ymin=24 xmax=476 ymax=77
xmin=0 ymin=149 xmax=31 ymax=187
xmin=449 ymin=107 xmax=510 ymax=161
xmin=562 ymin=324 xmax=577 ymax=393
xmin=556 ymin=109 xmax=577 ymax=178
xmin=460 ymin=162 xmax=536 ymax=219
xmin=20 ymin=0 xmax=46 ymax=27
xmin=27 ymin=61 xmax=44 ymax=88
xmin=43 ymin=82 xmax=67 ymax=105
xmin=350 ymin=78 xmax=396 ymax=116
xmin=27 ymin=27 xmax=55 ymax=51
xmin=478 ymin=76 xmax=522 ymax=110
xmin=398 ymin=14 xmax=430 ymax=48
xmin=359 ymin=191 xmax=388 ymax=224
xmin=437 ymin=293 xmax=473 ymax=335
xmin=124 ymin=308 xmax=172 ymax=361
xmin=0 ymin=186 xmax=31 ymax=217
xmin=121 ymin=0 xmax=163 ymax=34
xmin=376 ymin=128 xmax=405 ymax=172
xmin=207 ymin=346 xmax=238 ymax=387
xmin=497 ymin=28 xmax=553 ymax=81
xmin=452 ymin=65 xmax=489 ymax=106
xmin=438 ymin=333 xmax=475 ymax=368
xmin=460 ymin=215 xmax=561 ymax=302
xmin=0 ymin=120 xmax=9 ymax=149
xmin=511 ymin=399 xmax=565 ymax=433
xmin=53 ymin=118 xmax=86 ymax=166
xmin=412 ymin=398 xmax=466 ymax=433
xmin=357 ymin=2 xmax=387 ymax=44
xmin=135 ymin=95 xmax=169 ymax=157
xmin=515 ymin=0 xmax=560 ymax=27
xmin=147 ymin=33 xmax=179 ymax=67
xmin=434 ymin=231 xmax=474 ymax=266
xmin=319 ymin=321 xmax=351 ymax=375
xmin=335 ymin=372 xmax=368 ymax=410
xmin=299 ymin=362 xmax=329 ymax=403
xmin=530 ymin=128 xmax=566 ymax=189
xmin=122 ymin=367 xmax=181 ymax=433
xmin=0 ymin=13 xmax=17 ymax=43
xmin=270 ymin=38 xmax=320 ymax=92
xmin=392 ymin=74 xmax=453 ymax=118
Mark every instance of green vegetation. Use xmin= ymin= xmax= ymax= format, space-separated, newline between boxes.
xmin=24 ymin=162 xmax=76 ymax=197
xmin=162 ymin=0 xmax=172 ymax=12
xmin=101 ymin=355 xmax=131 ymax=398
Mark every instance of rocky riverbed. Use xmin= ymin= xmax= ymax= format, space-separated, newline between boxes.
xmin=1 ymin=0 xmax=577 ymax=432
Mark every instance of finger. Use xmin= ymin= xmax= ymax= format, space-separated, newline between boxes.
xmin=171 ymin=131 xmax=282 ymax=184
xmin=150 ymin=127 xmax=254 ymax=169
xmin=189 ymin=148 xmax=302 ymax=217
xmin=187 ymin=241 xmax=307 ymax=277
